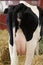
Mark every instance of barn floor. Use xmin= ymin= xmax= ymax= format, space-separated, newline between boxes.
xmin=0 ymin=30 xmax=43 ymax=65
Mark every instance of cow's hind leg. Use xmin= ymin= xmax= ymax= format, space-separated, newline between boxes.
xmin=8 ymin=28 xmax=18 ymax=65
xmin=8 ymin=41 xmax=18 ymax=65
xmin=11 ymin=43 xmax=18 ymax=65
xmin=25 ymin=40 xmax=37 ymax=65
xmin=8 ymin=38 xmax=18 ymax=65
xmin=11 ymin=28 xmax=18 ymax=65
xmin=25 ymin=26 xmax=40 ymax=65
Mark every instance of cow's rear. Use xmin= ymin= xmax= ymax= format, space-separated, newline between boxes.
xmin=6 ymin=1 xmax=41 ymax=65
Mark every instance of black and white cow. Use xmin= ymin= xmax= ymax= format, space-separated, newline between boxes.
xmin=4 ymin=8 xmax=8 ymax=14
xmin=6 ymin=1 xmax=41 ymax=65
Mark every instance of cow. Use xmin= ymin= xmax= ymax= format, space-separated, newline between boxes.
xmin=6 ymin=1 xmax=41 ymax=65
xmin=4 ymin=8 xmax=8 ymax=14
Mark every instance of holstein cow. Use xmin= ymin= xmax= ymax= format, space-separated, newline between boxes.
xmin=4 ymin=8 xmax=8 ymax=14
xmin=6 ymin=1 xmax=41 ymax=65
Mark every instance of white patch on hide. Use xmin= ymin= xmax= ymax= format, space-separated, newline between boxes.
xmin=19 ymin=1 xmax=39 ymax=18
